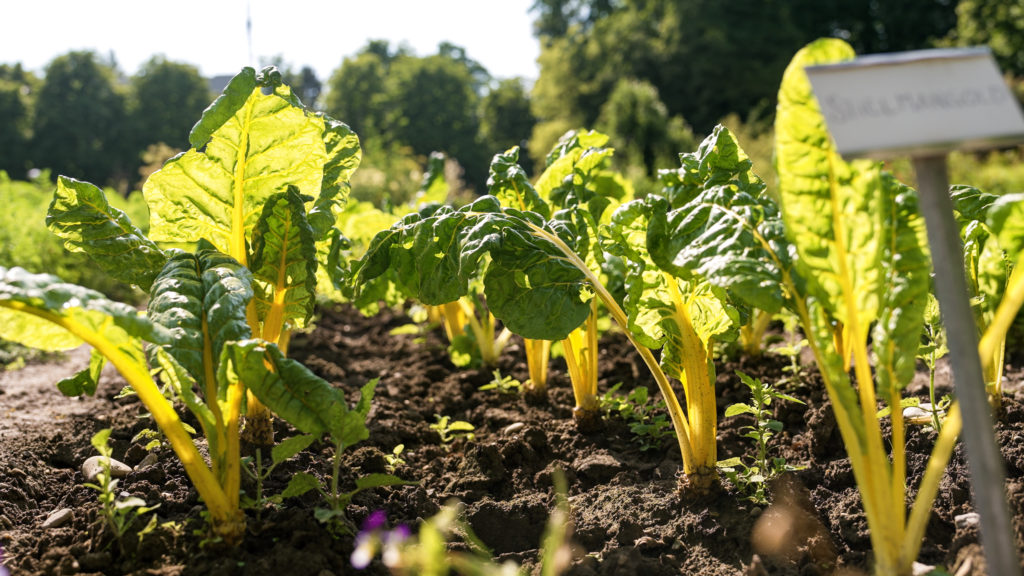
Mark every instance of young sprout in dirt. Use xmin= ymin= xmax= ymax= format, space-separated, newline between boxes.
xmin=384 ymin=444 xmax=407 ymax=475
xmin=84 ymin=429 xmax=160 ymax=557
xmin=278 ymin=380 xmax=412 ymax=537
xmin=480 ymin=369 xmax=522 ymax=395
xmin=915 ymin=293 xmax=950 ymax=431
xmin=717 ymin=372 xmax=805 ymax=505
xmin=599 ymin=384 xmax=676 ymax=451
xmin=241 ymin=433 xmax=318 ymax=519
xmin=430 ymin=415 xmax=477 ymax=450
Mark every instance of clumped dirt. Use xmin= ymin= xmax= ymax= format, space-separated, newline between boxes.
xmin=1 ymin=302 xmax=1022 ymax=575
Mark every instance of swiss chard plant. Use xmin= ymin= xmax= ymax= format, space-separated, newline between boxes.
xmin=47 ymin=66 xmax=361 ymax=448
xmin=951 ymin=185 xmax=1024 ymax=412
xmin=350 ymin=154 xmax=722 ymax=493
xmin=656 ymin=39 xmax=967 ymax=575
xmin=1 ymin=66 xmax=368 ymax=544
xmin=489 ymin=131 xmax=629 ymax=421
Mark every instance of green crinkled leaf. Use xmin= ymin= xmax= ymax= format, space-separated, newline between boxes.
xmin=776 ymin=38 xmax=887 ymax=333
xmin=46 ymin=177 xmax=167 ymax=292
xmin=0 ymin=266 xmax=170 ymax=355
xmin=145 ymin=69 xmax=357 ymax=266
xmin=146 ymin=243 xmax=253 ymax=384
xmin=605 ymin=201 xmax=740 ymax=361
xmin=225 ymin=340 xmax=343 ymax=436
xmin=250 ymin=186 xmax=318 ymax=330
xmin=309 ymin=117 xmax=361 ymax=240
xmin=871 ymin=175 xmax=931 ymax=395
xmin=352 ymin=196 xmax=590 ymax=341
xmin=646 ymin=126 xmax=789 ymax=314
xmin=189 ymin=67 xmax=258 ymax=149
xmin=489 ymin=146 xmax=550 ymax=218
xmin=484 ymin=222 xmax=590 ymax=340
xmin=56 ymin=348 xmax=105 ymax=397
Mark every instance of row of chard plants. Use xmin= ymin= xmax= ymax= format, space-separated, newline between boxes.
xmin=1 ymin=38 xmax=1022 ymax=576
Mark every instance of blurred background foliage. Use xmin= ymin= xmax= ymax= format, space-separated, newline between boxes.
xmin=0 ymin=0 xmax=1020 ymax=263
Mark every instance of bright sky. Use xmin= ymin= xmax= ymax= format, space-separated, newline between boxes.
xmin=1 ymin=0 xmax=541 ymax=82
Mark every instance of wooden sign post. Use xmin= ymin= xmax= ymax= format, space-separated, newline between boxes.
xmin=807 ymin=47 xmax=1024 ymax=576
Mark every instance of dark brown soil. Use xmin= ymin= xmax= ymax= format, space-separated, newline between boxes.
xmin=1 ymin=302 xmax=1022 ymax=575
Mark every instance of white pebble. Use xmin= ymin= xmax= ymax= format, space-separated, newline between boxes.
xmin=42 ymin=508 xmax=72 ymax=529
xmin=954 ymin=512 xmax=980 ymax=531
xmin=502 ymin=422 xmax=525 ymax=435
xmin=82 ymin=455 xmax=132 ymax=483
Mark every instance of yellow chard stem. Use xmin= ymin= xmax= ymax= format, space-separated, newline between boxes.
xmin=8 ymin=304 xmax=235 ymax=532
xmin=525 ymin=223 xmax=698 ymax=472
xmin=979 ymin=258 xmax=1024 ymax=403
xmin=665 ymin=274 xmax=717 ymax=473
xmin=524 ymin=338 xmax=550 ymax=390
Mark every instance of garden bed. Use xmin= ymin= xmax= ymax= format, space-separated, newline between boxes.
xmin=1 ymin=302 xmax=1022 ymax=575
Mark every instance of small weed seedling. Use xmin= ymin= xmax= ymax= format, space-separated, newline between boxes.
xmin=917 ymin=293 xmax=950 ymax=431
xmin=479 ymin=369 xmax=522 ymax=395
xmin=599 ymin=384 xmax=675 ymax=451
xmin=278 ymin=380 xmax=412 ymax=536
xmin=84 ymin=429 xmax=159 ymax=556
xmin=718 ymin=371 xmax=805 ymax=505
xmin=384 ymin=444 xmax=407 ymax=475
xmin=431 ymin=415 xmax=476 ymax=449
xmin=241 ymin=434 xmax=318 ymax=518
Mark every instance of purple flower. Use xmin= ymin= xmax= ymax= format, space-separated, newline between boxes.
xmin=362 ymin=509 xmax=388 ymax=532
xmin=0 ymin=546 xmax=10 ymax=576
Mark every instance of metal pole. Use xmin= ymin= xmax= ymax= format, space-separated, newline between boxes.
xmin=912 ymin=154 xmax=1020 ymax=576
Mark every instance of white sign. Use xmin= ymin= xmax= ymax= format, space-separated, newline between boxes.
xmin=805 ymin=47 xmax=1024 ymax=158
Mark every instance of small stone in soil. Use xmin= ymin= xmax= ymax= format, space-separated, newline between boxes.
xmin=135 ymin=452 xmax=159 ymax=470
xmin=502 ymin=422 xmax=525 ymax=435
xmin=41 ymin=508 xmax=72 ymax=529
xmin=82 ymin=455 xmax=131 ymax=483
xmin=954 ymin=512 xmax=980 ymax=531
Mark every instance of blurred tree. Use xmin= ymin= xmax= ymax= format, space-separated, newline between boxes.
xmin=325 ymin=41 xmax=410 ymax=139
xmin=0 ymin=64 xmax=38 ymax=178
xmin=287 ymin=66 xmax=322 ymax=108
xmin=528 ymin=0 xmax=960 ymax=149
xmin=479 ymin=78 xmax=537 ymax=175
xmin=596 ymin=78 xmax=694 ymax=176
xmin=261 ymin=56 xmax=324 ymax=108
xmin=384 ymin=52 xmax=486 ymax=186
xmin=130 ymin=56 xmax=211 ymax=152
xmin=32 ymin=51 xmax=131 ymax=187
xmin=945 ymin=0 xmax=1023 ymax=76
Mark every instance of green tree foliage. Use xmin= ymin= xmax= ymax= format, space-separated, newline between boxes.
xmin=0 ymin=65 xmax=37 ymax=178
xmin=529 ymin=0 xmax=960 ymax=141
xmin=325 ymin=41 xmax=406 ymax=140
xmin=32 ymin=51 xmax=131 ymax=186
xmin=946 ymin=0 xmax=1024 ymax=77
xmin=596 ymin=78 xmax=694 ymax=176
xmin=480 ymin=78 xmax=537 ymax=174
xmin=326 ymin=41 xmax=488 ymax=191
xmin=385 ymin=54 xmax=485 ymax=185
xmin=130 ymin=56 xmax=211 ymax=152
